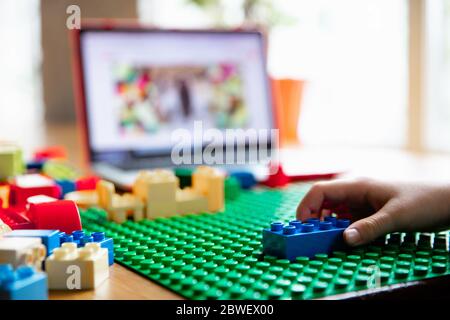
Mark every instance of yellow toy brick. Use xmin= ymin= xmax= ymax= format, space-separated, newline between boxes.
xmin=64 ymin=190 xmax=99 ymax=208
xmin=133 ymin=170 xmax=178 ymax=219
xmin=0 ymin=143 xmax=24 ymax=180
xmin=176 ymin=188 xmax=208 ymax=215
xmin=0 ymin=237 xmax=46 ymax=269
xmin=0 ymin=218 xmax=12 ymax=235
xmin=96 ymin=180 xmax=144 ymax=223
xmin=45 ymin=242 xmax=109 ymax=290
xmin=0 ymin=185 xmax=9 ymax=208
xmin=192 ymin=166 xmax=225 ymax=212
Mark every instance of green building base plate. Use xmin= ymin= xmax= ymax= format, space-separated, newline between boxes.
xmin=80 ymin=183 xmax=449 ymax=299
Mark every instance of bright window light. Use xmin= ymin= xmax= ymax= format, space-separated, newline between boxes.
xmin=424 ymin=0 xmax=450 ymax=151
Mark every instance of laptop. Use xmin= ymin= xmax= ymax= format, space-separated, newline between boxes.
xmin=71 ymin=23 xmax=277 ymax=188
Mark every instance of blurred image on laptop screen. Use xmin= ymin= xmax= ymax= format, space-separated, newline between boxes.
xmin=79 ymin=29 xmax=273 ymax=166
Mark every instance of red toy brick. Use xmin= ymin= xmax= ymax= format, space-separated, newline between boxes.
xmin=262 ymin=163 xmax=290 ymax=188
xmin=9 ymin=175 xmax=61 ymax=208
xmin=33 ymin=146 xmax=67 ymax=161
xmin=0 ymin=207 xmax=34 ymax=229
xmin=27 ymin=200 xmax=82 ymax=234
xmin=75 ymin=176 xmax=100 ymax=191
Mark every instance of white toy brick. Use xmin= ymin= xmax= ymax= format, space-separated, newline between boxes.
xmin=45 ymin=242 xmax=109 ymax=290
xmin=176 ymin=188 xmax=208 ymax=215
xmin=96 ymin=180 xmax=144 ymax=223
xmin=192 ymin=166 xmax=225 ymax=212
xmin=0 ymin=237 xmax=46 ymax=269
xmin=14 ymin=174 xmax=55 ymax=188
xmin=64 ymin=190 xmax=98 ymax=208
xmin=0 ymin=218 xmax=12 ymax=235
xmin=27 ymin=195 xmax=58 ymax=204
xmin=133 ymin=170 xmax=178 ymax=219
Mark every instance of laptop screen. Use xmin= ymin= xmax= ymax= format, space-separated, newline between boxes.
xmin=78 ymin=28 xmax=273 ymax=162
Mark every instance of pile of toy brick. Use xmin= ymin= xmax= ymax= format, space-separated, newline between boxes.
xmin=0 ymin=144 xmax=119 ymax=299
xmin=0 ymin=143 xmax=241 ymax=299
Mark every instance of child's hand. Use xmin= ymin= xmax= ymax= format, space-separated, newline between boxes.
xmin=296 ymin=178 xmax=450 ymax=246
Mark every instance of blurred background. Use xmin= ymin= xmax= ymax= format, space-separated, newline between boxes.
xmin=0 ymin=0 xmax=449 ymax=172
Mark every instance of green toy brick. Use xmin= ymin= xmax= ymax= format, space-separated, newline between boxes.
xmin=42 ymin=160 xmax=79 ymax=180
xmin=0 ymin=144 xmax=24 ymax=180
xmin=79 ymin=183 xmax=450 ymax=300
xmin=224 ymin=177 xmax=240 ymax=200
xmin=174 ymin=168 xmax=194 ymax=189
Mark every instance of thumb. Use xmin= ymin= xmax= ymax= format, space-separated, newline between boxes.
xmin=343 ymin=210 xmax=396 ymax=247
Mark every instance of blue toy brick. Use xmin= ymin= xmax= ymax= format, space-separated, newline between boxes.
xmin=0 ymin=264 xmax=48 ymax=300
xmin=55 ymin=179 xmax=76 ymax=198
xmin=262 ymin=217 xmax=351 ymax=260
xmin=230 ymin=171 xmax=257 ymax=189
xmin=59 ymin=230 xmax=114 ymax=265
xmin=26 ymin=160 xmax=46 ymax=171
xmin=4 ymin=229 xmax=61 ymax=256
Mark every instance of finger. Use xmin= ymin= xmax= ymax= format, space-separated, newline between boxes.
xmin=344 ymin=206 xmax=397 ymax=246
xmin=321 ymin=209 xmax=332 ymax=218
xmin=296 ymin=179 xmax=371 ymax=221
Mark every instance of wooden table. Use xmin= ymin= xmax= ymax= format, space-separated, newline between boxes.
xmin=6 ymin=122 xmax=449 ymax=300
xmin=49 ymin=263 xmax=181 ymax=300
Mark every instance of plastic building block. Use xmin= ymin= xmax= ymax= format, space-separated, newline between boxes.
xmin=43 ymin=160 xmax=79 ymax=180
xmin=0 ymin=264 xmax=48 ymax=300
xmin=174 ymin=167 xmax=194 ymax=189
xmin=224 ymin=176 xmax=240 ymax=200
xmin=26 ymin=160 xmax=46 ymax=171
xmin=263 ymin=218 xmax=351 ymax=260
xmin=79 ymin=180 xmax=450 ymax=300
xmin=176 ymin=188 xmax=208 ymax=215
xmin=262 ymin=163 xmax=290 ymax=188
xmin=27 ymin=200 xmax=82 ymax=234
xmin=75 ymin=176 xmax=100 ymax=191
xmin=64 ymin=190 xmax=98 ymax=208
xmin=230 ymin=170 xmax=257 ymax=189
xmin=0 ymin=218 xmax=12 ymax=235
xmin=9 ymin=174 xmax=61 ymax=208
xmin=0 ymin=237 xmax=46 ymax=269
xmin=45 ymin=242 xmax=109 ymax=290
xmin=0 ymin=207 xmax=34 ymax=229
xmin=97 ymin=180 xmax=144 ymax=223
xmin=4 ymin=230 xmax=60 ymax=256
xmin=0 ymin=143 xmax=24 ymax=180
xmin=59 ymin=231 xmax=114 ymax=265
xmin=33 ymin=145 xmax=67 ymax=161
xmin=0 ymin=185 xmax=9 ymax=208
xmin=56 ymin=179 xmax=76 ymax=197
xmin=26 ymin=194 xmax=58 ymax=205
xmin=133 ymin=170 xmax=178 ymax=219
xmin=192 ymin=166 xmax=225 ymax=212
xmin=131 ymin=167 xmax=225 ymax=219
